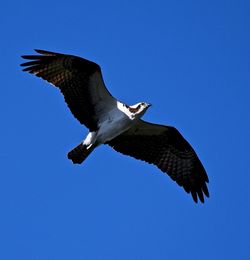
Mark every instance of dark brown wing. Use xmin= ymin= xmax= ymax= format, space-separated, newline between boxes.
xmin=108 ymin=120 xmax=209 ymax=203
xmin=21 ymin=49 xmax=116 ymax=131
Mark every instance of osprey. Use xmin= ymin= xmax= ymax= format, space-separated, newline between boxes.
xmin=21 ymin=49 xmax=209 ymax=203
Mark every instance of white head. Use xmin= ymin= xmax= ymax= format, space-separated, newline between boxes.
xmin=128 ymin=102 xmax=152 ymax=118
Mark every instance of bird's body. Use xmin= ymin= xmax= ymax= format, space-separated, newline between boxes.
xmin=79 ymin=101 xmax=149 ymax=153
xmin=21 ymin=49 xmax=209 ymax=203
xmin=91 ymin=101 xmax=147 ymax=144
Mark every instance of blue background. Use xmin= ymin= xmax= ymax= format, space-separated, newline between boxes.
xmin=1 ymin=0 xmax=249 ymax=259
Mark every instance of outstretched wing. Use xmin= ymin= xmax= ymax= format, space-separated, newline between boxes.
xmin=21 ymin=49 xmax=116 ymax=131
xmin=108 ymin=120 xmax=209 ymax=203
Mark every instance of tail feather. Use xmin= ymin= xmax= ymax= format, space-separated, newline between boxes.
xmin=68 ymin=143 xmax=94 ymax=164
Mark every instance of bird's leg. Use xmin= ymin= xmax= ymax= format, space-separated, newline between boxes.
xmin=83 ymin=131 xmax=98 ymax=149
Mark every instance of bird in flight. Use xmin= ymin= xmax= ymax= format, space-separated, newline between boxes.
xmin=21 ymin=49 xmax=209 ymax=203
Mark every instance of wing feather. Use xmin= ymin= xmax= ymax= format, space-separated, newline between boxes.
xmin=108 ymin=120 xmax=209 ymax=203
xmin=21 ymin=49 xmax=116 ymax=131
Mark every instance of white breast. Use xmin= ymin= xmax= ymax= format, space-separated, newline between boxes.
xmin=96 ymin=101 xmax=134 ymax=143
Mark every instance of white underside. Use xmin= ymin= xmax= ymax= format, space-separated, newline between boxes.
xmin=83 ymin=101 xmax=136 ymax=149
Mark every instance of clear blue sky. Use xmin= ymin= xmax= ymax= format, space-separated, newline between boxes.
xmin=1 ymin=0 xmax=249 ymax=259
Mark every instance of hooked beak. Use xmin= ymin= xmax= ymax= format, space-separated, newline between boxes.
xmin=147 ymin=103 xmax=152 ymax=108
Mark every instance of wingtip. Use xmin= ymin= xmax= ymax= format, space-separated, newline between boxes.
xmin=34 ymin=49 xmax=45 ymax=54
xmin=202 ymin=182 xmax=210 ymax=198
xmin=21 ymin=55 xmax=33 ymax=59
xmin=22 ymin=67 xmax=31 ymax=72
xmin=191 ymin=191 xmax=198 ymax=203
xmin=34 ymin=49 xmax=59 ymax=56
xmin=190 ymin=184 xmax=210 ymax=203
xmin=197 ymin=189 xmax=205 ymax=203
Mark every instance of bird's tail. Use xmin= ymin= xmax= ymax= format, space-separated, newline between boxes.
xmin=67 ymin=143 xmax=95 ymax=164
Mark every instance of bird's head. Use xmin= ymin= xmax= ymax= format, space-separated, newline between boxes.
xmin=129 ymin=102 xmax=152 ymax=119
